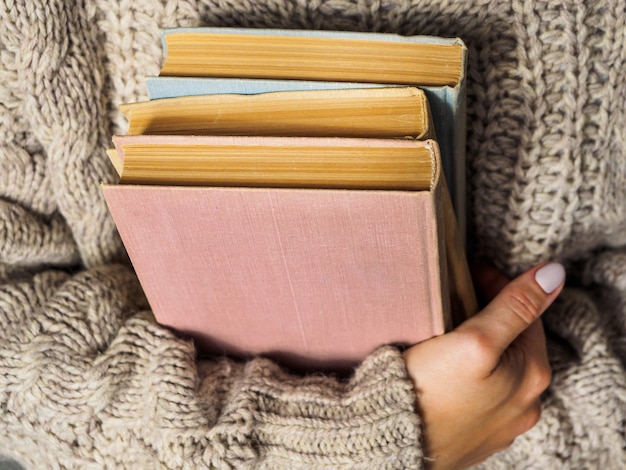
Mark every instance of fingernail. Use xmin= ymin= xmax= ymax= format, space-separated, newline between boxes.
xmin=535 ymin=263 xmax=566 ymax=294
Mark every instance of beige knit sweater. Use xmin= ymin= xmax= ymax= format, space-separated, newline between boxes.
xmin=0 ymin=0 xmax=624 ymax=468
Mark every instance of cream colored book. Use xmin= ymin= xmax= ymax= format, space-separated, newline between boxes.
xmin=109 ymin=135 xmax=435 ymax=190
xmin=119 ymin=87 xmax=434 ymax=139
xmin=160 ymin=28 xmax=464 ymax=87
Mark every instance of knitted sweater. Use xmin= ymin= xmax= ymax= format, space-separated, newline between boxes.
xmin=0 ymin=0 xmax=624 ymax=468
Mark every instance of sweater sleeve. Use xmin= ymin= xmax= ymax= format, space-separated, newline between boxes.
xmin=0 ymin=265 xmax=424 ymax=469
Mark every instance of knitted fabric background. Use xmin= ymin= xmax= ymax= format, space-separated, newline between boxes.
xmin=0 ymin=0 xmax=625 ymax=468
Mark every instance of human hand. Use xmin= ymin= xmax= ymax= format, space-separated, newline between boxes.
xmin=403 ymin=262 xmax=565 ymax=470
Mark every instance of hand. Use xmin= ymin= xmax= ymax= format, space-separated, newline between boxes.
xmin=403 ymin=262 xmax=565 ymax=470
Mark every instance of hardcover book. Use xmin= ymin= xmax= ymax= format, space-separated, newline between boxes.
xmin=120 ymin=87 xmax=434 ymax=140
xmin=110 ymin=135 xmax=434 ymax=189
xmin=103 ymin=137 xmax=475 ymax=370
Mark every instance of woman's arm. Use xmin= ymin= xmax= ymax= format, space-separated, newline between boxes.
xmin=0 ymin=265 xmax=423 ymax=469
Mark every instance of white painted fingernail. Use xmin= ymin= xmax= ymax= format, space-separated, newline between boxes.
xmin=535 ymin=263 xmax=566 ymax=294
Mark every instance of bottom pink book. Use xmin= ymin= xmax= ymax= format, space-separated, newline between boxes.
xmin=103 ymin=185 xmax=453 ymax=370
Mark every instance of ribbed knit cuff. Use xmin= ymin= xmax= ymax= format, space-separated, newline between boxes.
xmin=208 ymin=346 xmax=424 ymax=469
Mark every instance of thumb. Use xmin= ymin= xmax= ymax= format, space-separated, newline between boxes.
xmin=456 ymin=262 xmax=565 ymax=359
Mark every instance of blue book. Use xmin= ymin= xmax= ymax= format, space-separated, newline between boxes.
xmin=148 ymin=28 xmax=468 ymax=237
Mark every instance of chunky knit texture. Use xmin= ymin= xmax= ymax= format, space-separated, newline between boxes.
xmin=1 ymin=0 xmax=625 ymax=468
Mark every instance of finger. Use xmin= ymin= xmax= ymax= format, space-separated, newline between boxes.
xmin=456 ymin=262 xmax=565 ymax=359
xmin=514 ymin=316 xmax=548 ymax=363
xmin=520 ymin=319 xmax=552 ymax=387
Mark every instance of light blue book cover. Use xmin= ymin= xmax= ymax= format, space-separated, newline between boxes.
xmin=148 ymin=28 xmax=467 ymax=236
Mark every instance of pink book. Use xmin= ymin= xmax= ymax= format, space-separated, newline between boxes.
xmin=102 ymin=138 xmax=475 ymax=370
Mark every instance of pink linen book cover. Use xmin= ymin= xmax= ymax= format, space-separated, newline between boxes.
xmin=103 ymin=185 xmax=449 ymax=370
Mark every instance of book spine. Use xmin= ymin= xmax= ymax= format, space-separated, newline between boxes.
xmin=422 ymin=84 xmax=466 ymax=241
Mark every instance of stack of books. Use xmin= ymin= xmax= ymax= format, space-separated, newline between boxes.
xmin=103 ymin=28 xmax=477 ymax=370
